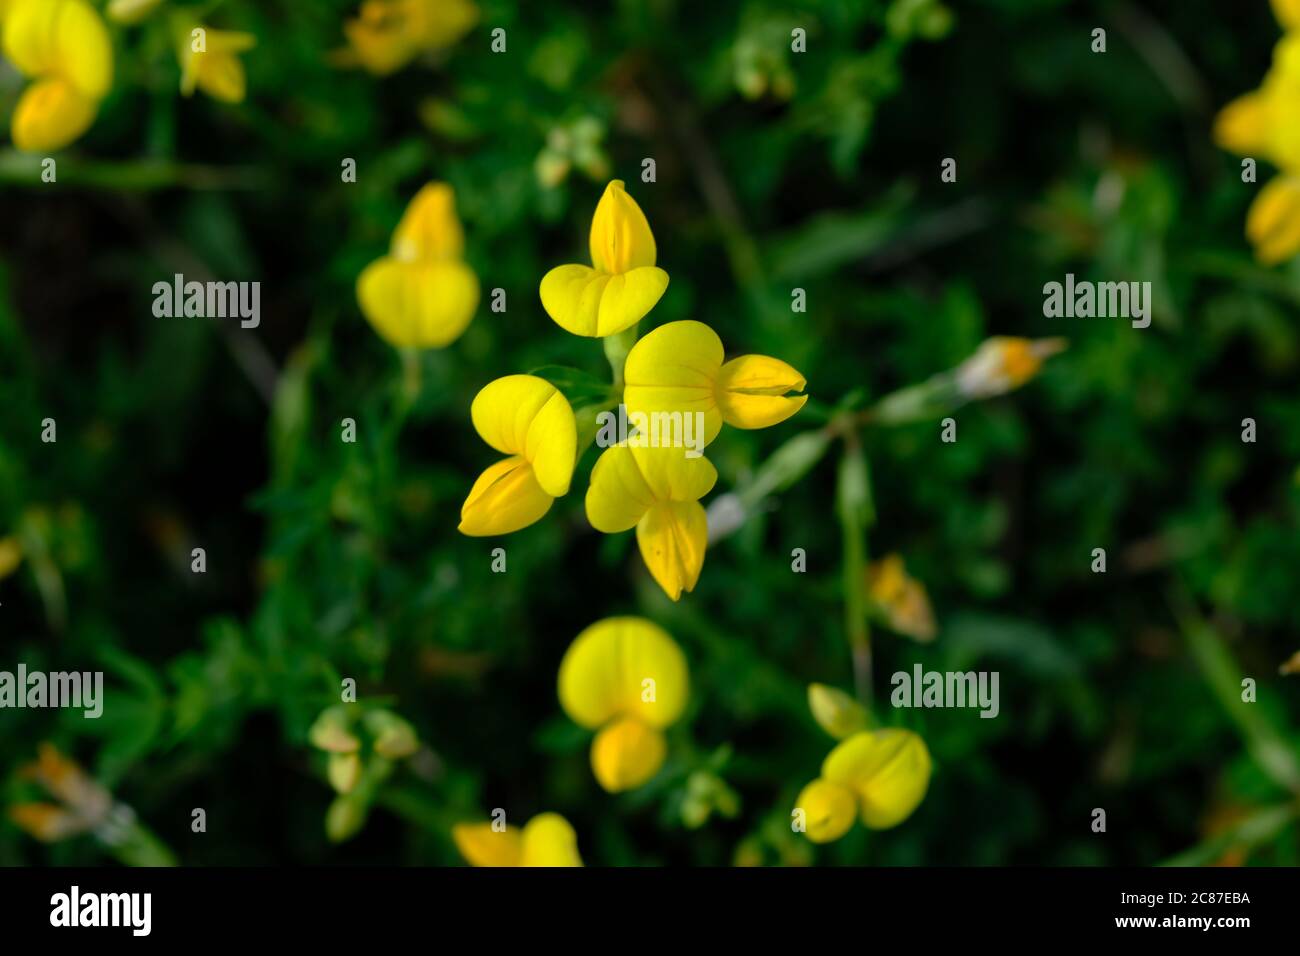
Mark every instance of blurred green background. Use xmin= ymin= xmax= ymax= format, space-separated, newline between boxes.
xmin=2 ymin=0 xmax=1300 ymax=866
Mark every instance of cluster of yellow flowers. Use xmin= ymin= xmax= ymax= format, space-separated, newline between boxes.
xmin=452 ymin=180 xmax=808 ymax=600
xmin=0 ymin=0 xmax=256 ymax=152
xmin=1215 ymin=0 xmax=1300 ymax=263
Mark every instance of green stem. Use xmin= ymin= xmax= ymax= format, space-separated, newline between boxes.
xmin=837 ymin=432 xmax=876 ymax=708
xmin=602 ymin=324 xmax=639 ymax=392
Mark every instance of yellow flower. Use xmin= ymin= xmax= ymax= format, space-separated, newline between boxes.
xmin=1273 ymin=0 xmax=1300 ymax=29
xmin=459 ymin=375 xmax=577 ymax=536
xmin=622 ymin=320 xmax=807 ymax=447
xmin=2 ymin=0 xmax=113 ymax=152
xmin=357 ymin=182 xmax=480 ymax=349
xmin=179 ymin=26 xmax=256 ymax=103
xmin=585 ymin=443 xmax=717 ymax=600
xmin=540 ymin=180 xmax=670 ymax=338
xmin=453 ymin=812 xmax=582 ymax=867
xmin=795 ymin=729 xmax=931 ymax=842
xmin=558 ymin=616 xmax=689 ymax=792
xmin=866 ymin=554 xmax=936 ymax=642
xmin=342 ymin=0 xmax=478 ymax=76
xmin=1246 ymin=175 xmax=1300 ymax=265
xmin=954 ymin=336 xmax=1066 ymax=400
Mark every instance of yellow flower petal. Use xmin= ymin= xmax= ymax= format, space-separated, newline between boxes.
xmin=470 ymin=375 xmax=576 ymax=496
xmin=637 ymin=500 xmax=708 ymax=601
xmin=714 ymin=354 xmax=808 ymax=430
xmin=557 ymin=616 xmax=689 ymax=730
xmin=391 ymin=182 xmax=465 ymax=263
xmin=590 ymin=718 xmax=667 ymax=792
xmin=1247 ymin=176 xmax=1300 ymax=265
xmin=8 ymin=803 xmax=85 ymax=842
xmin=452 ymin=822 xmax=523 ymax=867
xmin=356 ymin=258 xmax=479 ymax=349
xmin=458 ymin=456 xmax=554 ymax=536
xmin=585 ymin=444 xmax=656 ymax=532
xmin=623 ymin=320 xmax=726 ymax=444
xmin=519 ymin=813 xmax=583 ymax=867
xmin=3 ymin=0 xmax=113 ymax=98
xmin=794 ymin=779 xmax=857 ymax=843
xmin=822 ymin=729 xmax=932 ymax=830
xmin=539 ymin=263 xmax=669 ymax=338
xmin=10 ymin=77 xmax=97 ymax=152
xmin=588 ymin=180 xmax=658 ymax=274
xmin=180 ymin=29 xmax=256 ymax=103
xmin=1214 ymin=92 xmax=1270 ymax=156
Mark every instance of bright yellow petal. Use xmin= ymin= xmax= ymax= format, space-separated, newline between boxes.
xmin=636 ymin=500 xmax=708 ymax=601
xmin=1247 ymin=176 xmax=1300 ymax=265
xmin=519 ymin=813 xmax=583 ymax=867
xmin=807 ymin=683 xmax=869 ymax=740
xmin=4 ymin=0 xmax=113 ymax=97
xmin=539 ymin=263 xmax=669 ymax=337
xmin=589 ymin=180 xmax=658 ymax=273
xmin=470 ymin=375 xmax=575 ymax=495
xmin=714 ymin=353 xmax=807 ymax=430
xmin=357 ymin=258 xmax=478 ymax=349
xmin=557 ymin=616 xmax=689 ymax=730
xmin=628 ymin=444 xmax=717 ymax=503
xmin=10 ymin=77 xmax=98 ymax=152
xmin=1214 ymin=92 xmax=1270 ymax=156
xmin=623 ymin=320 xmax=725 ymax=444
xmin=452 ymin=822 xmax=522 ymax=867
xmin=458 ymin=456 xmax=554 ymax=536
xmin=391 ymin=182 xmax=465 ymax=263
xmin=586 ymin=444 xmax=655 ymax=532
xmin=590 ymin=718 xmax=667 ymax=792
xmin=822 ymin=729 xmax=932 ymax=830
xmin=794 ymin=779 xmax=857 ymax=843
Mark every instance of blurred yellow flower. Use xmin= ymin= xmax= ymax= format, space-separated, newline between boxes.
xmin=807 ymin=683 xmax=869 ymax=740
xmin=586 ymin=443 xmax=717 ymax=600
xmin=0 ymin=535 xmax=23 ymax=579
xmin=9 ymin=743 xmax=112 ymax=842
xmin=622 ymin=320 xmax=807 ymax=446
xmin=342 ymin=0 xmax=478 ymax=76
xmin=558 ymin=616 xmax=689 ymax=792
xmin=954 ymin=336 xmax=1065 ymax=400
xmin=1273 ymin=0 xmax=1300 ymax=30
xmin=179 ymin=25 xmax=256 ymax=103
xmin=453 ymin=812 xmax=582 ymax=866
xmin=794 ymin=729 xmax=931 ymax=842
xmin=459 ymin=375 xmax=577 ymax=536
xmin=866 ymin=554 xmax=936 ymax=642
xmin=540 ymin=180 xmax=670 ymax=338
xmin=357 ymin=182 xmax=480 ymax=349
xmin=2 ymin=0 xmax=113 ymax=152
xmin=1214 ymin=32 xmax=1300 ymax=262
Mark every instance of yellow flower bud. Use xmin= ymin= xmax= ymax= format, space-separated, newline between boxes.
xmin=591 ymin=717 xmax=667 ymax=792
xmin=540 ymin=180 xmax=670 ymax=337
xmin=1273 ymin=0 xmax=1300 ymax=29
xmin=866 ymin=554 xmax=937 ymax=642
xmin=807 ymin=683 xmax=869 ymax=740
xmin=327 ymin=752 xmax=362 ymax=794
xmin=794 ymin=779 xmax=857 ymax=844
xmin=954 ymin=336 xmax=1066 ymax=400
xmin=341 ymin=0 xmax=479 ymax=76
xmin=106 ymin=0 xmax=164 ymax=24
xmin=459 ymin=375 xmax=577 ymax=536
